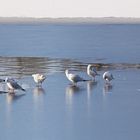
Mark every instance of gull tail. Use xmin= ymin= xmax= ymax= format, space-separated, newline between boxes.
xmin=83 ymin=79 xmax=89 ymax=82
xmin=21 ymin=88 xmax=26 ymax=91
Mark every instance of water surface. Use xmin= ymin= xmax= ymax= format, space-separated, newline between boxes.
xmin=0 ymin=23 xmax=140 ymax=140
xmin=0 ymin=24 xmax=140 ymax=63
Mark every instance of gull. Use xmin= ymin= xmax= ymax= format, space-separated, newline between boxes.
xmin=5 ymin=77 xmax=25 ymax=92
xmin=32 ymin=73 xmax=46 ymax=86
xmin=103 ymin=71 xmax=114 ymax=83
xmin=87 ymin=64 xmax=100 ymax=81
xmin=65 ymin=69 xmax=87 ymax=85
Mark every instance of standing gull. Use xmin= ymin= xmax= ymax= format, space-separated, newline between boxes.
xmin=103 ymin=71 xmax=114 ymax=83
xmin=87 ymin=64 xmax=99 ymax=81
xmin=5 ymin=77 xmax=25 ymax=92
xmin=32 ymin=73 xmax=46 ymax=86
xmin=65 ymin=69 xmax=87 ymax=85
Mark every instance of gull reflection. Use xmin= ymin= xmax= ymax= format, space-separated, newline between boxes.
xmin=87 ymin=80 xmax=97 ymax=93
xmin=87 ymin=80 xmax=97 ymax=115
xmin=66 ymin=85 xmax=80 ymax=94
xmin=33 ymin=86 xmax=45 ymax=95
xmin=87 ymin=80 xmax=97 ymax=98
xmin=65 ymin=85 xmax=80 ymax=107
xmin=6 ymin=93 xmax=25 ymax=104
xmin=5 ymin=93 xmax=25 ymax=128
xmin=32 ymin=86 xmax=46 ymax=106
xmin=103 ymin=83 xmax=113 ymax=95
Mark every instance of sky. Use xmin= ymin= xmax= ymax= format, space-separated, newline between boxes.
xmin=0 ymin=0 xmax=140 ymax=18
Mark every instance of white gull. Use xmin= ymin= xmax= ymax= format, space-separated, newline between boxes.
xmin=87 ymin=64 xmax=99 ymax=81
xmin=103 ymin=71 xmax=114 ymax=82
xmin=65 ymin=69 xmax=87 ymax=85
xmin=32 ymin=73 xmax=46 ymax=86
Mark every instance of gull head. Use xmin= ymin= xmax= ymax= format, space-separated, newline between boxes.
xmin=32 ymin=74 xmax=34 ymax=77
xmin=87 ymin=64 xmax=93 ymax=70
xmin=65 ymin=69 xmax=69 ymax=75
xmin=5 ymin=77 xmax=9 ymax=83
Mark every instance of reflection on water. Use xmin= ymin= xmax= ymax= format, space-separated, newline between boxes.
xmin=0 ymin=57 xmax=139 ymax=78
xmin=32 ymin=86 xmax=46 ymax=109
xmin=65 ymin=85 xmax=81 ymax=107
xmin=6 ymin=93 xmax=26 ymax=104
xmin=87 ymin=80 xmax=97 ymax=115
xmin=66 ymin=85 xmax=80 ymax=94
xmin=0 ymin=24 xmax=140 ymax=140
xmin=103 ymin=83 xmax=113 ymax=95
xmin=87 ymin=80 xmax=97 ymax=98
xmin=5 ymin=93 xmax=26 ymax=128
xmin=0 ymin=56 xmax=139 ymax=140
xmin=0 ymin=57 xmax=85 ymax=77
xmin=33 ymin=86 xmax=45 ymax=95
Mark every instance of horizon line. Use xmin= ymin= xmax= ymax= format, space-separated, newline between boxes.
xmin=0 ymin=16 xmax=140 ymax=18
xmin=0 ymin=16 xmax=140 ymax=24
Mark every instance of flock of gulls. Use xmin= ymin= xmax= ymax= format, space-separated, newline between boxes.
xmin=65 ymin=64 xmax=114 ymax=85
xmin=0 ymin=64 xmax=114 ymax=93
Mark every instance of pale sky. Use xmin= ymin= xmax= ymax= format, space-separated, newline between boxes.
xmin=0 ymin=0 xmax=140 ymax=17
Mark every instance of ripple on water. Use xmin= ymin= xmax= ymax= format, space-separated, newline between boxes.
xmin=0 ymin=57 xmax=140 ymax=78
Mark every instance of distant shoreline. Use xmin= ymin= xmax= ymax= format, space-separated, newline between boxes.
xmin=0 ymin=17 xmax=140 ymax=24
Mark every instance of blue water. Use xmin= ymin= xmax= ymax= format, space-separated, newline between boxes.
xmin=0 ymin=23 xmax=140 ymax=140
xmin=0 ymin=24 xmax=140 ymax=63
